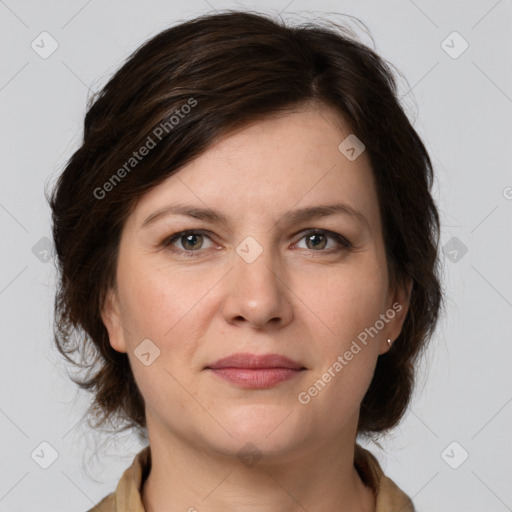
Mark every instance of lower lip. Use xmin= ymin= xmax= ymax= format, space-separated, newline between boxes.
xmin=208 ymin=368 xmax=304 ymax=389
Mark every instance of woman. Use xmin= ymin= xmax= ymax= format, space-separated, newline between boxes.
xmin=49 ymin=10 xmax=443 ymax=512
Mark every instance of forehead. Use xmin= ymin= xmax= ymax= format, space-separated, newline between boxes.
xmin=128 ymin=106 xmax=381 ymax=234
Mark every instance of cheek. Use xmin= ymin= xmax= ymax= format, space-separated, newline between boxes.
xmin=119 ymin=256 xmax=210 ymax=340
xmin=307 ymin=259 xmax=388 ymax=340
xmin=117 ymin=257 xmax=216 ymax=393
xmin=117 ymin=265 xmax=206 ymax=414
xmin=298 ymin=257 xmax=387 ymax=399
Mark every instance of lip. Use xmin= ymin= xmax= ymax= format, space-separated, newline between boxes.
xmin=207 ymin=353 xmax=304 ymax=370
xmin=205 ymin=353 xmax=306 ymax=389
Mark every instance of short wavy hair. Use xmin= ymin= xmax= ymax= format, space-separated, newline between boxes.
xmin=48 ymin=10 xmax=443 ymax=441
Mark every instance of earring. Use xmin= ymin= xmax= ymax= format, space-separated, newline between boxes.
xmin=387 ymin=338 xmax=393 ymax=347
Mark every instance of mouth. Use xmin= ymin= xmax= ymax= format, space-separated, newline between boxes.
xmin=205 ymin=353 xmax=306 ymax=389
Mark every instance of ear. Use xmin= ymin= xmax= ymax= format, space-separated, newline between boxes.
xmin=379 ymin=276 xmax=413 ymax=355
xmin=100 ymin=287 xmax=128 ymax=353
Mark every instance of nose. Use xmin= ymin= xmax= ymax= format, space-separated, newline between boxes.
xmin=221 ymin=241 xmax=293 ymax=330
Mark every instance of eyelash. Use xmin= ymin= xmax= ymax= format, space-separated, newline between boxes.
xmin=161 ymin=229 xmax=353 ymax=258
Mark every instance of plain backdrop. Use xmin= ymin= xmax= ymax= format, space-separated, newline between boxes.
xmin=1 ymin=0 xmax=511 ymax=510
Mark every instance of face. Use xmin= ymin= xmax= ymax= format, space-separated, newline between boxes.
xmin=102 ymin=104 xmax=411 ymax=461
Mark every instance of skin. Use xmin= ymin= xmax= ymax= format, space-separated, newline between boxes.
xmin=101 ymin=103 xmax=412 ymax=512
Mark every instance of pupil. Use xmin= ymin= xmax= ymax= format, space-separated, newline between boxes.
xmin=308 ymin=234 xmax=325 ymax=249
xmin=184 ymin=234 xmax=201 ymax=249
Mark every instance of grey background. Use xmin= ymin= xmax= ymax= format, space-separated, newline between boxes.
xmin=1 ymin=0 xmax=511 ymax=510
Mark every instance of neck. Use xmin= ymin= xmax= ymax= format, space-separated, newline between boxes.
xmin=141 ymin=418 xmax=375 ymax=512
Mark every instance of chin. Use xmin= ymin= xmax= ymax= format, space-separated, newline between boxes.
xmin=206 ymin=433 xmax=300 ymax=466
xmin=208 ymin=405 xmax=311 ymax=457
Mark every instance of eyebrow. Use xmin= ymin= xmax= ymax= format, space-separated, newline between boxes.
xmin=141 ymin=202 xmax=369 ymax=230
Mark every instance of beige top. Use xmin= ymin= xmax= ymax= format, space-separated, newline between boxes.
xmin=87 ymin=444 xmax=415 ymax=511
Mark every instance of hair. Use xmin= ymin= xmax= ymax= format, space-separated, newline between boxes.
xmin=48 ymin=9 xmax=443 ymax=441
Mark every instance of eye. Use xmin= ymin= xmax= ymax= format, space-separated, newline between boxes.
xmin=162 ymin=230 xmax=215 ymax=257
xmin=295 ymin=229 xmax=352 ymax=253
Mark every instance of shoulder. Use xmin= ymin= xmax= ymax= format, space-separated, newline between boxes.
xmin=85 ymin=446 xmax=151 ymax=512
xmin=85 ymin=491 xmax=115 ymax=512
xmin=354 ymin=443 xmax=415 ymax=512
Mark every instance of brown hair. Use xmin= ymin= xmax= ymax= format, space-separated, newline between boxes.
xmin=48 ymin=10 xmax=443 ymax=440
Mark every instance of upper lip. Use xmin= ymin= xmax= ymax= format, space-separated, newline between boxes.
xmin=206 ymin=353 xmax=305 ymax=370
